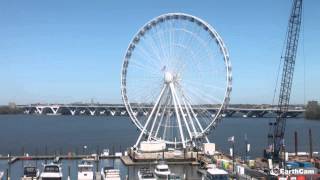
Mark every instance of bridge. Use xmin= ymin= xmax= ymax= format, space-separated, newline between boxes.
xmin=16 ymin=104 xmax=305 ymax=118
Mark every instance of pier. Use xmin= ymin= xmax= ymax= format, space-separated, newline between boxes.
xmin=0 ymin=154 xmax=121 ymax=165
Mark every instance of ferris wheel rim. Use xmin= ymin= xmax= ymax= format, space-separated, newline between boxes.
xmin=121 ymin=12 xmax=232 ymax=142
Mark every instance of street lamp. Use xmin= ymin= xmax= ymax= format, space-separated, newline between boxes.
xmin=83 ymin=145 xmax=87 ymax=155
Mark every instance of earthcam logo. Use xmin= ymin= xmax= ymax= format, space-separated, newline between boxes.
xmin=271 ymin=167 xmax=317 ymax=175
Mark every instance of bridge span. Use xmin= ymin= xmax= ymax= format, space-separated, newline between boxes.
xmin=16 ymin=104 xmax=305 ymax=118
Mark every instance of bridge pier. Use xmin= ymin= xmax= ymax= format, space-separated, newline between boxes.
xmin=35 ymin=106 xmax=44 ymax=115
xmin=70 ymin=110 xmax=76 ymax=116
xmin=257 ymin=111 xmax=268 ymax=117
xmin=99 ymin=110 xmax=106 ymax=115
xmin=89 ymin=110 xmax=96 ymax=116
xmin=24 ymin=109 xmax=30 ymax=114
xmin=110 ymin=110 xmax=116 ymax=116
xmin=79 ymin=110 xmax=86 ymax=115
xmin=143 ymin=111 xmax=149 ymax=116
xmin=225 ymin=110 xmax=236 ymax=117
xmin=133 ymin=111 xmax=138 ymax=117
xmin=50 ymin=106 xmax=60 ymax=115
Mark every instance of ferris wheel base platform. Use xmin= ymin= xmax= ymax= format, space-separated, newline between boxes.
xmin=121 ymin=148 xmax=201 ymax=166
xmin=121 ymin=155 xmax=200 ymax=166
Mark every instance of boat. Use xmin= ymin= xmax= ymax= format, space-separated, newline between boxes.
xmin=154 ymin=161 xmax=171 ymax=178
xmin=101 ymin=149 xmax=110 ymax=157
xmin=137 ymin=168 xmax=156 ymax=180
xmin=22 ymin=166 xmax=40 ymax=180
xmin=168 ymin=174 xmax=181 ymax=180
xmin=47 ymin=113 xmax=62 ymax=116
xmin=40 ymin=163 xmax=63 ymax=180
xmin=0 ymin=171 xmax=4 ymax=179
xmin=202 ymin=168 xmax=229 ymax=180
xmin=78 ymin=161 xmax=94 ymax=180
xmin=100 ymin=166 xmax=121 ymax=180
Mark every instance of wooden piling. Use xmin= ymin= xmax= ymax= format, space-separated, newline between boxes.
xmin=294 ymin=131 xmax=298 ymax=156
xmin=309 ymin=128 xmax=313 ymax=159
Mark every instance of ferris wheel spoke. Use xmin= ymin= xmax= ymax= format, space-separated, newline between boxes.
xmin=129 ymin=65 xmax=160 ymax=78
xmin=181 ymin=92 xmax=209 ymax=141
xmin=150 ymin=28 xmax=171 ymax=68
xmin=134 ymin=45 xmax=164 ymax=69
xmin=182 ymin=79 xmax=225 ymax=92
xmin=142 ymin=36 xmax=165 ymax=68
xmin=181 ymin=95 xmax=198 ymax=135
xmin=154 ymin=25 xmax=170 ymax=66
xmin=180 ymin=28 xmax=218 ymax=77
xmin=185 ymin=84 xmax=224 ymax=105
xmin=176 ymin=84 xmax=210 ymax=131
xmin=168 ymin=20 xmax=174 ymax=66
xmin=178 ymin=84 xmax=212 ymax=125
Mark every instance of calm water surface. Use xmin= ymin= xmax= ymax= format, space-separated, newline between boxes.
xmin=0 ymin=115 xmax=319 ymax=179
xmin=0 ymin=115 xmax=319 ymax=157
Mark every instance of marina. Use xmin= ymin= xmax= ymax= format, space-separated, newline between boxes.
xmin=0 ymin=113 xmax=319 ymax=180
xmin=0 ymin=146 xmax=318 ymax=179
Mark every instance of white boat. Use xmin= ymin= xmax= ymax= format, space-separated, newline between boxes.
xmin=100 ymin=167 xmax=121 ymax=180
xmin=202 ymin=168 xmax=229 ymax=180
xmin=78 ymin=161 xmax=94 ymax=180
xmin=40 ymin=163 xmax=63 ymax=180
xmin=22 ymin=166 xmax=40 ymax=180
xmin=154 ymin=161 xmax=171 ymax=178
xmin=47 ymin=113 xmax=62 ymax=116
xmin=168 ymin=174 xmax=181 ymax=180
xmin=138 ymin=168 xmax=156 ymax=180
xmin=101 ymin=149 xmax=110 ymax=157
xmin=0 ymin=171 xmax=4 ymax=179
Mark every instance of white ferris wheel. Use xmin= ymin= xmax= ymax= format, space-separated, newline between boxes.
xmin=121 ymin=13 xmax=232 ymax=149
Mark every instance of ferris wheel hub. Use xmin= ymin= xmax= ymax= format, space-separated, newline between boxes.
xmin=164 ymin=71 xmax=174 ymax=84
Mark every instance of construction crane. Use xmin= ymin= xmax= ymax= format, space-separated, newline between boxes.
xmin=265 ymin=0 xmax=303 ymax=161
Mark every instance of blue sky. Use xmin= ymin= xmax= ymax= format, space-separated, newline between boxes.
xmin=0 ymin=0 xmax=319 ymax=105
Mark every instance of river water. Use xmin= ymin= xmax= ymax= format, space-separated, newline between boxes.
xmin=0 ymin=115 xmax=319 ymax=179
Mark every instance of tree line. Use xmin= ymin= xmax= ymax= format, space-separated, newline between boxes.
xmin=305 ymin=101 xmax=320 ymax=120
xmin=0 ymin=106 xmax=23 ymax=114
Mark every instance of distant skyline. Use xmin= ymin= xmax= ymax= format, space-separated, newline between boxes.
xmin=0 ymin=0 xmax=319 ymax=105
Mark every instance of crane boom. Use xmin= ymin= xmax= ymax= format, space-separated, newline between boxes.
xmin=266 ymin=0 xmax=303 ymax=160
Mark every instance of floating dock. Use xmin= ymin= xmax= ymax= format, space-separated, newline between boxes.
xmin=0 ymin=154 xmax=120 ymax=164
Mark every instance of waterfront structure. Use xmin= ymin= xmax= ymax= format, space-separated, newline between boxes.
xmin=120 ymin=13 xmax=232 ymax=148
xmin=17 ymin=104 xmax=304 ymax=118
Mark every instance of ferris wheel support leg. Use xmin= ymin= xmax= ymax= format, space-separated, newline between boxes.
xmin=171 ymin=84 xmax=194 ymax=146
xmin=170 ymin=83 xmax=186 ymax=149
xmin=180 ymin=92 xmax=198 ymax=137
xmin=162 ymin=111 xmax=171 ymax=140
xmin=134 ymin=85 xmax=167 ymax=148
xmin=185 ymin=99 xmax=210 ymax=143
xmin=154 ymin=96 xmax=170 ymax=138
xmin=204 ymin=136 xmax=210 ymax=143
xmin=148 ymin=91 xmax=169 ymax=141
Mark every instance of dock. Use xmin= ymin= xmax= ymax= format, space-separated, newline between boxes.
xmin=95 ymin=172 xmax=102 ymax=180
xmin=121 ymin=155 xmax=199 ymax=166
xmin=0 ymin=154 xmax=120 ymax=164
